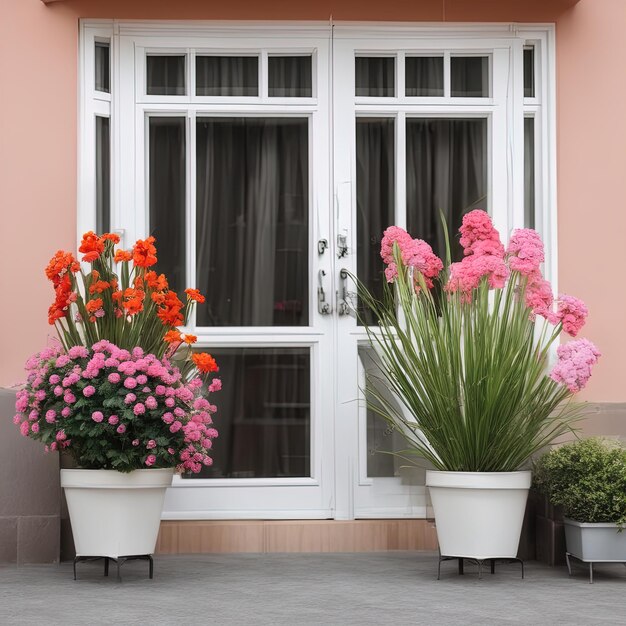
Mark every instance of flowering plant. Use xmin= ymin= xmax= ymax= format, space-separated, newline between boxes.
xmin=14 ymin=232 xmax=220 ymax=473
xmin=358 ymin=210 xmax=600 ymax=472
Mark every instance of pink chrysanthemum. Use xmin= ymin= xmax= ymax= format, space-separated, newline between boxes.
xmin=557 ymin=295 xmax=588 ymax=337
xmin=507 ymin=229 xmax=545 ymax=276
xmin=459 ymin=210 xmax=501 ymax=254
xmin=550 ymin=338 xmax=601 ymax=392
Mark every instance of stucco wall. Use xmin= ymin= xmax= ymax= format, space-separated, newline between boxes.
xmin=0 ymin=0 xmax=623 ymax=403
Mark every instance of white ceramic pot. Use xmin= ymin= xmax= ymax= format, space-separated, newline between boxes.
xmin=61 ymin=468 xmax=174 ymax=558
xmin=425 ymin=470 xmax=532 ymax=560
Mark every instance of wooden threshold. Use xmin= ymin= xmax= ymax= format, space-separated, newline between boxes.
xmin=156 ymin=519 xmax=438 ymax=554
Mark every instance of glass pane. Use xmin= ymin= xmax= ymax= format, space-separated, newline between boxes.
xmin=359 ymin=346 xmax=423 ymax=480
xmin=356 ymin=118 xmax=394 ymax=326
xmin=149 ymin=117 xmax=186 ymax=295
xmin=450 ymin=56 xmax=489 ymax=98
xmin=405 ymin=56 xmax=443 ymax=97
xmin=147 ymin=55 xmax=186 ymax=96
xmin=185 ymin=347 xmax=311 ymax=479
xmin=269 ymin=56 xmax=312 ymax=97
xmin=95 ymin=42 xmax=110 ymax=93
xmin=196 ymin=118 xmax=309 ymax=327
xmin=524 ymin=47 xmax=535 ymax=98
xmin=406 ymin=118 xmax=488 ymax=261
xmin=355 ymin=57 xmax=395 ymax=97
xmin=524 ymin=117 xmax=535 ymax=229
xmin=95 ymin=116 xmax=110 ymax=234
xmin=196 ymin=56 xmax=258 ymax=96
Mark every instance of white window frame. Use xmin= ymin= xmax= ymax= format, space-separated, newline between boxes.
xmin=78 ymin=21 xmax=557 ymax=520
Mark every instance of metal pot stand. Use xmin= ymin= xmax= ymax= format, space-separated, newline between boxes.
xmin=566 ymin=552 xmax=626 ymax=584
xmin=73 ymin=554 xmax=154 ymax=582
xmin=437 ymin=550 xmax=525 ymax=580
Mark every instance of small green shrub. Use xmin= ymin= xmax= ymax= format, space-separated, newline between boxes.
xmin=533 ymin=438 xmax=626 ymax=526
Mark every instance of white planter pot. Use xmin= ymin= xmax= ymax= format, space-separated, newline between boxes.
xmin=61 ymin=468 xmax=174 ymax=558
xmin=564 ymin=518 xmax=626 ymax=562
xmin=426 ymin=470 xmax=531 ymax=560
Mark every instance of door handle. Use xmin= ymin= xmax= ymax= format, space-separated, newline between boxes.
xmin=337 ymin=268 xmax=354 ymax=316
xmin=317 ymin=269 xmax=332 ymax=315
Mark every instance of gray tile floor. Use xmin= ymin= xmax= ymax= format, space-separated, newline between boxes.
xmin=1 ymin=552 xmax=626 ymax=625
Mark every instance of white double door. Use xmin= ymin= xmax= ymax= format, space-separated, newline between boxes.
xmin=157 ymin=26 xmax=517 ymax=520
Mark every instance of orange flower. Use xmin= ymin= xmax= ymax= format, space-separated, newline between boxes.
xmin=134 ymin=276 xmax=144 ymax=289
xmin=157 ymin=291 xmax=184 ymax=326
xmin=110 ymin=277 xmax=118 ymax=290
xmin=145 ymin=271 xmax=168 ymax=291
xmin=114 ymin=249 xmax=132 ymax=263
xmin=79 ymin=231 xmax=105 ymax=262
xmin=158 ymin=307 xmax=183 ymax=327
xmin=123 ymin=288 xmax=145 ymax=316
xmin=85 ymin=298 xmax=103 ymax=313
xmin=89 ymin=280 xmax=110 ymax=294
xmin=91 ymin=270 xmax=100 ymax=280
xmin=151 ymin=291 xmax=166 ymax=305
xmin=48 ymin=303 xmax=65 ymax=325
xmin=45 ymin=251 xmax=79 ymax=286
xmin=182 ymin=334 xmax=197 ymax=345
xmin=163 ymin=329 xmax=182 ymax=344
xmin=102 ymin=233 xmax=120 ymax=244
xmin=111 ymin=290 xmax=123 ymax=303
xmin=132 ymin=236 xmax=158 ymax=268
xmin=47 ymin=274 xmax=72 ymax=324
xmin=185 ymin=288 xmax=206 ymax=304
xmin=192 ymin=353 xmax=219 ymax=373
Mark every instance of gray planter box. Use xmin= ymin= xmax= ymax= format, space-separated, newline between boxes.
xmin=564 ymin=517 xmax=626 ymax=583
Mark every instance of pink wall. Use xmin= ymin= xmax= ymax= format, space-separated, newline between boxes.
xmin=0 ymin=0 xmax=622 ymax=401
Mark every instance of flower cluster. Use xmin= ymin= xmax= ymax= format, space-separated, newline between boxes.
xmin=14 ymin=341 xmax=219 ymax=473
xmin=378 ymin=210 xmax=600 ymax=394
xmin=43 ymin=231 xmax=211 ymax=368
xmin=550 ymin=339 xmax=601 ymax=393
xmin=380 ymin=226 xmax=443 ymax=288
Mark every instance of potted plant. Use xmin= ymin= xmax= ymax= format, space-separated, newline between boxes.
xmin=12 ymin=232 xmax=220 ymax=568
xmin=357 ymin=211 xmax=600 ymax=565
xmin=534 ymin=438 xmax=626 ymax=582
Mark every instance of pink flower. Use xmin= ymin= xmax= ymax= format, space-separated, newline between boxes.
xmin=507 ymin=229 xmax=544 ymax=276
xmin=53 ymin=386 xmax=63 ymax=397
xmin=162 ymin=412 xmax=174 ymax=424
xmin=28 ymin=410 xmax=39 ymax=421
xmin=108 ymin=414 xmax=119 ymax=425
xmin=400 ymin=238 xmax=443 ymax=287
xmin=208 ymin=378 xmax=222 ymax=393
xmin=35 ymin=389 xmax=46 ymax=401
xmin=123 ymin=377 xmax=137 ymax=389
xmin=145 ymin=396 xmax=158 ymax=410
xmin=174 ymin=407 xmax=185 ymax=418
xmin=31 ymin=423 xmax=40 ymax=434
xmin=136 ymin=375 xmax=148 ymax=385
xmin=380 ymin=226 xmax=413 ymax=265
xmin=525 ymin=275 xmax=556 ymax=322
xmin=167 ymin=447 xmax=175 ymax=455
xmin=45 ymin=410 xmax=57 ymax=423
xmin=19 ymin=421 xmax=30 ymax=436
xmin=550 ymin=338 xmax=601 ymax=392
xmin=91 ymin=411 xmax=104 ymax=423
xmin=116 ymin=424 xmax=126 ymax=434
xmin=64 ymin=392 xmax=76 ymax=404
xmin=447 ymin=254 xmax=509 ymax=294
xmin=458 ymin=210 xmax=500 ymax=252
xmin=132 ymin=439 xmax=140 ymax=446
xmin=61 ymin=407 xmax=71 ymax=418
xmin=145 ymin=454 xmax=156 ymax=467
xmin=108 ymin=373 xmax=121 ymax=384
xmin=557 ymin=295 xmax=588 ymax=337
xmin=83 ymin=385 xmax=96 ymax=397
xmin=147 ymin=440 xmax=156 ymax=449
xmin=55 ymin=355 xmax=70 ymax=367
xmin=68 ymin=346 xmax=89 ymax=359
xmin=170 ymin=421 xmax=182 ymax=433
xmin=124 ymin=393 xmax=136 ymax=404
xmin=49 ymin=374 xmax=61 ymax=384
xmin=165 ymin=397 xmax=175 ymax=408
xmin=155 ymin=385 xmax=166 ymax=396
xmin=56 ymin=430 xmax=67 ymax=441
xmin=133 ymin=403 xmax=146 ymax=415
